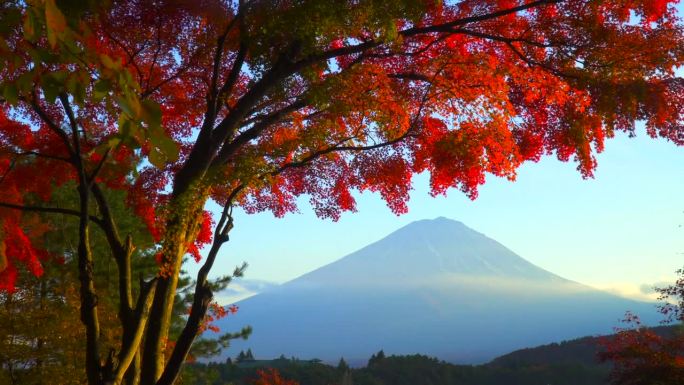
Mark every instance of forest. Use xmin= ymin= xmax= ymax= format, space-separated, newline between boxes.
xmin=181 ymin=350 xmax=611 ymax=385
xmin=1 ymin=0 xmax=684 ymax=384
xmin=176 ymin=324 xmax=683 ymax=385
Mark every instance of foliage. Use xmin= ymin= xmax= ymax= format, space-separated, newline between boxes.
xmin=600 ymin=317 xmax=684 ymax=385
xmin=251 ymin=368 xmax=299 ymax=385
xmin=0 ymin=0 xmax=684 ymax=384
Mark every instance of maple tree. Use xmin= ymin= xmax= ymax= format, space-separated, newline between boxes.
xmin=599 ymin=315 xmax=684 ymax=385
xmin=1 ymin=0 xmax=684 ymax=384
xmin=251 ymin=368 xmax=299 ymax=385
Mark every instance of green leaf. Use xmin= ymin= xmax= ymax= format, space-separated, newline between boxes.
xmin=16 ymin=71 xmax=35 ymax=93
xmin=0 ymin=9 xmax=21 ymax=35
xmin=106 ymin=136 xmax=122 ymax=149
xmin=72 ymin=82 xmax=86 ymax=105
xmin=66 ymin=71 xmax=88 ymax=105
xmin=148 ymin=147 xmax=165 ymax=168
xmin=28 ymin=48 xmax=53 ymax=64
xmin=50 ymin=70 xmax=68 ymax=83
xmin=157 ymin=135 xmax=179 ymax=161
xmin=149 ymin=133 xmax=179 ymax=167
xmin=117 ymin=115 xmax=136 ymax=142
xmin=147 ymin=123 xmax=179 ymax=168
xmin=41 ymin=82 xmax=59 ymax=103
xmin=141 ymin=99 xmax=162 ymax=130
xmin=93 ymin=79 xmax=112 ymax=102
xmin=41 ymin=71 xmax=68 ymax=103
xmin=116 ymin=95 xmax=141 ymax=119
xmin=3 ymin=83 xmax=19 ymax=105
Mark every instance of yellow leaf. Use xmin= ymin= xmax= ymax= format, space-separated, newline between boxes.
xmin=0 ymin=240 xmax=7 ymax=273
xmin=23 ymin=11 xmax=36 ymax=41
xmin=45 ymin=0 xmax=67 ymax=48
xmin=100 ymin=54 xmax=120 ymax=70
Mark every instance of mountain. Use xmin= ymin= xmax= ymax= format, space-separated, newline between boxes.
xmin=488 ymin=324 xmax=678 ymax=369
xmin=215 ymin=217 xmax=659 ymax=364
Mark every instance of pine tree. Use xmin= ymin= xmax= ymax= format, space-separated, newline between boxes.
xmin=337 ymin=357 xmax=349 ymax=372
xmin=368 ymin=350 xmax=386 ymax=367
xmin=235 ymin=351 xmax=246 ymax=363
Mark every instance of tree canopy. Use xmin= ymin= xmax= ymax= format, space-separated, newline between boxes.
xmin=0 ymin=1 xmax=683 ymax=384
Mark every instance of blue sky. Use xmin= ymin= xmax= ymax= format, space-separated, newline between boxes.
xmin=196 ymin=124 xmax=684 ymax=304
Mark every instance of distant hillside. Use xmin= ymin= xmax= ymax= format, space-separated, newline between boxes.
xmin=185 ymin=325 xmax=682 ymax=385
xmin=489 ymin=324 xmax=680 ymax=368
xmin=217 ymin=217 xmax=660 ymax=364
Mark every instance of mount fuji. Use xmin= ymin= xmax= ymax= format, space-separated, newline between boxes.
xmin=215 ymin=217 xmax=658 ymax=364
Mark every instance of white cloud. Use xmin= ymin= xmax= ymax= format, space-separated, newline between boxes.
xmin=214 ymin=279 xmax=280 ymax=305
xmin=588 ymin=282 xmax=665 ymax=302
xmin=639 ymin=281 xmax=672 ymax=295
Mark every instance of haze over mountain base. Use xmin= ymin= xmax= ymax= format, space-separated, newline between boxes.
xmin=215 ymin=218 xmax=658 ymax=364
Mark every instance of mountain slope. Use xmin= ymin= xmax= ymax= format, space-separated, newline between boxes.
xmin=216 ymin=218 xmax=658 ymax=364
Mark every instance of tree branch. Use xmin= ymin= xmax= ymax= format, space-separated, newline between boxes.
xmin=29 ymin=97 xmax=75 ymax=157
xmin=87 ymin=148 xmax=111 ymax=188
xmin=388 ymin=72 xmax=433 ymax=83
xmin=60 ymin=93 xmax=103 ymax=385
xmin=0 ymin=201 xmax=105 ymax=226
xmin=90 ymin=183 xmax=132 ymax=322
xmin=297 ymin=0 xmax=563 ymax=68
xmin=401 ymin=0 xmax=563 ymax=36
xmin=217 ymin=43 xmax=247 ymax=107
xmin=9 ymin=150 xmax=71 ymax=163
xmin=206 ymin=19 xmax=237 ymax=126
xmin=110 ymin=278 xmax=157 ymax=385
xmin=212 ymin=98 xmax=308 ymax=167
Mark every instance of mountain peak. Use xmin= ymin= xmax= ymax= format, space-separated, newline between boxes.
xmin=389 ymin=217 xmax=476 ymax=240
xmin=293 ymin=218 xmax=561 ymax=284
xmin=407 ymin=216 xmax=465 ymax=226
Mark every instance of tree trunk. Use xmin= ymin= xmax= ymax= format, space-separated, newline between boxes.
xmin=141 ymin=183 xmax=210 ymax=385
